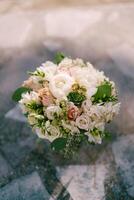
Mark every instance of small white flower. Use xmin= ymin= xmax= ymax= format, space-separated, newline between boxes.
xmin=45 ymin=120 xmax=51 ymax=131
xmin=46 ymin=105 xmax=61 ymax=120
xmin=62 ymin=120 xmax=80 ymax=134
xmin=85 ymin=132 xmax=95 ymax=143
xmin=49 ymin=73 xmax=74 ymax=99
xmin=19 ymin=91 xmax=40 ymax=113
xmin=95 ymin=122 xmax=105 ymax=132
xmin=104 ymin=102 xmax=120 ymax=122
xmin=28 ymin=113 xmax=44 ymax=126
xmin=85 ymin=131 xmax=102 ymax=144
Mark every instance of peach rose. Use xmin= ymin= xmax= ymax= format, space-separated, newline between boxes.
xmin=39 ymin=87 xmax=54 ymax=106
xmin=23 ymin=78 xmax=42 ymax=91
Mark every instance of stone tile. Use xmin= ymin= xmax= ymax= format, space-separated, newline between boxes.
xmin=56 ymin=163 xmax=108 ymax=200
xmin=112 ymin=135 xmax=134 ymax=197
xmin=0 ymin=153 xmax=12 ymax=179
xmin=1 ymin=136 xmax=36 ymax=167
xmin=0 ymin=13 xmax=32 ymax=48
xmin=0 ymin=171 xmax=53 ymax=200
xmin=5 ymin=105 xmax=27 ymax=123
xmin=44 ymin=8 xmax=102 ymax=38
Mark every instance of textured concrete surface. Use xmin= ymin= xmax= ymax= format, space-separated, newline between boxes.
xmin=0 ymin=2 xmax=134 ymax=200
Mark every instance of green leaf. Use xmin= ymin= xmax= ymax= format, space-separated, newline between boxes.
xmin=104 ymin=131 xmax=112 ymax=141
xmin=12 ymin=87 xmax=32 ymax=102
xmin=28 ymin=70 xmax=45 ymax=78
xmin=92 ymin=81 xmax=112 ymax=103
xmin=51 ymin=137 xmax=67 ymax=151
xmin=54 ymin=52 xmax=65 ymax=64
xmin=67 ymin=91 xmax=86 ymax=106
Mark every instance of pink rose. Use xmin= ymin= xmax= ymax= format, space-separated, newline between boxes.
xmin=67 ymin=106 xmax=80 ymax=120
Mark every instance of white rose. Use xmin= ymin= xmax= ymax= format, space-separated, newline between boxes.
xmin=46 ymin=105 xmax=61 ymax=120
xmin=49 ymin=125 xmax=60 ymax=137
xmin=73 ymin=58 xmax=85 ymax=67
xmin=89 ymin=104 xmax=104 ymax=121
xmin=58 ymin=58 xmax=73 ymax=68
xmin=31 ymin=61 xmax=57 ymax=83
xmin=40 ymin=61 xmax=57 ymax=81
xmin=28 ymin=113 xmax=44 ymax=126
xmin=75 ymin=114 xmax=90 ymax=130
xmin=28 ymin=113 xmax=37 ymax=125
xmin=35 ymin=128 xmax=46 ymax=139
xmin=20 ymin=91 xmax=39 ymax=104
xmin=82 ymin=99 xmax=92 ymax=113
xmin=45 ymin=122 xmax=60 ymax=140
xmin=49 ymin=73 xmax=74 ymax=99
xmin=35 ymin=123 xmax=60 ymax=142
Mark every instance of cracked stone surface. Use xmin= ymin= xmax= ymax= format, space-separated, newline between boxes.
xmin=0 ymin=154 xmax=12 ymax=179
xmin=0 ymin=2 xmax=134 ymax=200
xmin=1 ymin=136 xmax=37 ymax=167
xmin=0 ymin=171 xmax=53 ymax=200
xmin=112 ymin=135 xmax=134 ymax=198
xmin=56 ymin=164 xmax=108 ymax=200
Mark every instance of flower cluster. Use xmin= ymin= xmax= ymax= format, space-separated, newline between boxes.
xmin=13 ymin=54 xmax=120 ymax=156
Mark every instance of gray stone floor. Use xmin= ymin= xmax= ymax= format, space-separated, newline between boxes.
xmin=0 ymin=3 xmax=134 ymax=200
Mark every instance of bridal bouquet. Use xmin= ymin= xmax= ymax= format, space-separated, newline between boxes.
xmin=12 ymin=53 xmax=120 ymax=157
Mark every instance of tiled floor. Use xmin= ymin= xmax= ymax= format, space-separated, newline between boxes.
xmin=0 ymin=2 xmax=134 ymax=200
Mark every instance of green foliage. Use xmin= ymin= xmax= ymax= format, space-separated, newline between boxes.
xmin=67 ymin=91 xmax=86 ymax=106
xmin=92 ymin=81 xmax=117 ymax=103
xmin=90 ymin=128 xmax=101 ymax=137
xmin=12 ymin=87 xmax=32 ymax=102
xmin=103 ymin=130 xmax=112 ymax=141
xmin=51 ymin=137 xmax=67 ymax=151
xmin=63 ymin=132 xmax=87 ymax=158
xmin=51 ymin=128 xmax=112 ymax=158
xmin=54 ymin=52 xmax=65 ymax=64
xmin=27 ymin=101 xmax=44 ymax=115
xmin=28 ymin=69 xmax=45 ymax=78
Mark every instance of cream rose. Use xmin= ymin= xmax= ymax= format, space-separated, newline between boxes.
xmin=49 ymin=73 xmax=74 ymax=99
xmin=75 ymin=114 xmax=90 ymax=130
xmin=45 ymin=105 xmax=61 ymax=120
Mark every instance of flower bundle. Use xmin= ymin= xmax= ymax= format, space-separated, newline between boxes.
xmin=13 ymin=53 xmax=120 ymax=157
